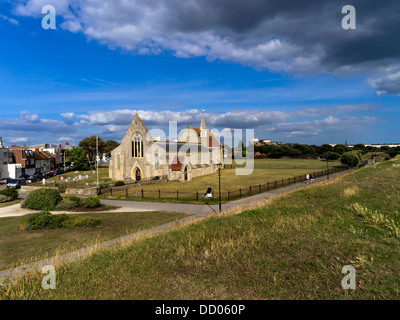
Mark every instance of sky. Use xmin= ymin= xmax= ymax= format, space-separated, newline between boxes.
xmin=0 ymin=0 xmax=399 ymax=147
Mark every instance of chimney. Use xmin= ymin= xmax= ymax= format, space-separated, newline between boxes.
xmin=66 ymin=141 xmax=69 ymax=146
xmin=0 ymin=137 xmax=2 ymax=148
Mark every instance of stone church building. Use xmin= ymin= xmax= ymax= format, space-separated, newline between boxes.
xmin=109 ymin=113 xmax=223 ymax=182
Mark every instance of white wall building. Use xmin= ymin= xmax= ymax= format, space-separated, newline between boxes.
xmin=0 ymin=138 xmax=22 ymax=179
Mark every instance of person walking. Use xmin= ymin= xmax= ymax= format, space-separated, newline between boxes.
xmin=310 ymin=174 xmax=314 ymax=184
xmin=306 ymin=174 xmax=310 ymax=184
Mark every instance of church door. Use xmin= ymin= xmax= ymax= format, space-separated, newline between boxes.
xmin=135 ymin=168 xmax=141 ymax=181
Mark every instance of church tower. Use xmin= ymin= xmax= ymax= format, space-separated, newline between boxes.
xmin=200 ymin=112 xmax=207 ymax=138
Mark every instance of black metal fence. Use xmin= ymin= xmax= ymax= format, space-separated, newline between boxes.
xmin=100 ymin=166 xmax=349 ymax=202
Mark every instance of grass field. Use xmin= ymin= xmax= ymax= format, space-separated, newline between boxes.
xmin=2 ymin=159 xmax=398 ymax=299
xmin=102 ymin=158 xmax=342 ymax=202
xmin=0 ymin=211 xmax=187 ymax=271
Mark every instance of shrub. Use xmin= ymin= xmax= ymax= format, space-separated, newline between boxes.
xmin=55 ymin=200 xmax=80 ymax=211
xmin=19 ymin=212 xmax=102 ymax=231
xmin=22 ymin=188 xmax=63 ymax=211
xmin=62 ymin=196 xmax=82 ymax=204
xmin=114 ymin=180 xmax=125 ymax=187
xmin=82 ymin=196 xmax=101 ymax=208
xmin=0 ymin=188 xmax=18 ymax=200
xmin=20 ymin=212 xmax=52 ymax=231
xmin=152 ymin=176 xmax=160 ymax=181
xmin=0 ymin=195 xmax=12 ymax=203
xmin=340 ymin=151 xmax=362 ymax=167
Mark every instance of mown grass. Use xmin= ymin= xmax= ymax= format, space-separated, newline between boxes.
xmin=104 ymin=158 xmax=341 ymax=202
xmin=2 ymin=159 xmax=399 ymax=300
xmin=0 ymin=211 xmax=187 ymax=271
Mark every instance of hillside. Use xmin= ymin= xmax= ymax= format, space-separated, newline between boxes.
xmin=2 ymin=159 xmax=400 ymax=299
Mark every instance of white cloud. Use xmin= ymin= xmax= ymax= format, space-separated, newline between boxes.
xmin=0 ymin=103 xmax=380 ymax=145
xmin=20 ymin=110 xmax=40 ymax=123
xmin=9 ymin=137 xmax=29 ymax=143
xmin=267 ymin=116 xmax=377 ymax=138
xmin=0 ymin=14 xmax=19 ymax=25
xmin=367 ymin=71 xmax=400 ymax=96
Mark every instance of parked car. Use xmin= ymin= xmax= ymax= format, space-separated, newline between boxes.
xmin=0 ymin=177 xmax=12 ymax=185
xmin=44 ymin=172 xmax=54 ymax=179
xmin=34 ymin=172 xmax=43 ymax=180
xmin=19 ymin=174 xmax=30 ymax=180
xmin=7 ymin=179 xmax=26 ymax=189
xmin=26 ymin=175 xmax=39 ymax=183
xmin=56 ymin=168 xmax=65 ymax=175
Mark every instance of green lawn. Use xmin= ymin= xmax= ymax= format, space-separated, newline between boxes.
xmin=0 ymin=211 xmax=188 ymax=271
xmin=2 ymin=159 xmax=399 ymax=299
xmin=103 ymin=158 xmax=342 ymax=201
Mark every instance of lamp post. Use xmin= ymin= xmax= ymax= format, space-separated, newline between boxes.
xmin=217 ymin=163 xmax=223 ymax=212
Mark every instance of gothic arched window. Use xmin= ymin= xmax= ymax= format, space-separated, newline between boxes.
xmin=132 ymin=132 xmax=144 ymax=158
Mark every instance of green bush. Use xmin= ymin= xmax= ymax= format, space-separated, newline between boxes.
xmin=62 ymin=196 xmax=82 ymax=204
xmin=0 ymin=195 xmax=12 ymax=203
xmin=21 ymin=188 xmax=62 ymax=211
xmin=114 ymin=180 xmax=125 ymax=187
xmin=55 ymin=200 xmax=80 ymax=211
xmin=19 ymin=212 xmax=102 ymax=231
xmin=340 ymin=151 xmax=362 ymax=167
xmin=82 ymin=196 xmax=101 ymax=208
xmin=0 ymin=188 xmax=18 ymax=200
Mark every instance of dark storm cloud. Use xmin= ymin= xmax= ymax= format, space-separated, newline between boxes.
xmin=14 ymin=0 xmax=400 ymax=94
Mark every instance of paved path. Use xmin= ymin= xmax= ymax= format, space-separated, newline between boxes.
xmin=0 ymin=170 xmax=350 ymax=283
xmin=0 ymin=203 xmax=154 ymax=219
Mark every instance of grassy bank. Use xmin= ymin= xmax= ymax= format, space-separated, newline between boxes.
xmin=0 ymin=211 xmax=187 ymax=271
xmin=2 ymin=159 xmax=399 ymax=299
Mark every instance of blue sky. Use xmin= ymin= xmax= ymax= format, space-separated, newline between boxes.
xmin=0 ymin=0 xmax=399 ymax=146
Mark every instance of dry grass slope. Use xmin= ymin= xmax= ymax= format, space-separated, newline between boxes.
xmin=1 ymin=158 xmax=400 ymax=300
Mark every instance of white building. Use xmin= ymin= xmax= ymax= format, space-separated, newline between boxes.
xmin=0 ymin=138 xmax=22 ymax=179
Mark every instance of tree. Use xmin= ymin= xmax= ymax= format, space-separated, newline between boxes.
xmin=325 ymin=151 xmax=341 ymax=160
xmin=340 ymin=151 xmax=362 ymax=167
xmin=79 ymin=136 xmax=106 ymax=169
xmin=333 ymin=144 xmax=348 ymax=155
xmin=234 ymin=140 xmax=246 ymax=157
xmin=353 ymin=144 xmax=366 ymax=154
xmin=319 ymin=144 xmax=334 ymax=155
xmin=66 ymin=147 xmax=90 ymax=171
xmin=104 ymin=140 xmax=120 ymax=158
